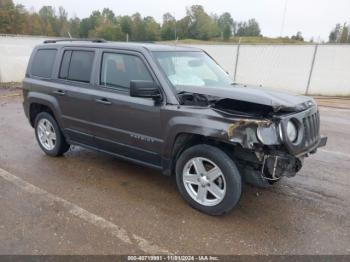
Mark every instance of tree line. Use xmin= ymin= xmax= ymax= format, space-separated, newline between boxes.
xmin=329 ymin=23 xmax=350 ymax=43
xmin=0 ymin=0 xmax=261 ymax=41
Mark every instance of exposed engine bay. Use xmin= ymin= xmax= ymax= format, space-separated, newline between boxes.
xmin=178 ymin=91 xmax=289 ymax=118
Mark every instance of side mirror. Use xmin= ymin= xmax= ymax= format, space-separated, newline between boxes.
xmin=130 ymin=80 xmax=161 ymax=99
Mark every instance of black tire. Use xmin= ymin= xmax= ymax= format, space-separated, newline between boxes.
xmin=175 ymin=144 xmax=242 ymax=216
xmin=34 ymin=112 xmax=70 ymax=157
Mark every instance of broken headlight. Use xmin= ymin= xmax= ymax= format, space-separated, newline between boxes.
xmin=256 ymin=124 xmax=280 ymax=145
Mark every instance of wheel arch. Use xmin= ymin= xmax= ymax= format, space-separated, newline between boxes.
xmin=162 ymin=132 xmax=235 ymax=176
xmin=27 ymin=92 xmax=62 ymax=128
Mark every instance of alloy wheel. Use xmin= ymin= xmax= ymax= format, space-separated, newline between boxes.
xmin=182 ymin=157 xmax=226 ymax=206
xmin=37 ymin=118 xmax=57 ymax=151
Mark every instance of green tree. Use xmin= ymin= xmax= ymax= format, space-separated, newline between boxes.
xmin=237 ymin=19 xmax=261 ymax=36
xmin=27 ymin=13 xmax=43 ymax=35
xmin=329 ymin=23 xmax=350 ymax=43
xmin=79 ymin=18 xmax=90 ymax=37
xmin=90 ymin=24 xmax=124 ymax=41
xmin=161 ymin=12 xmax=176 ymax=40
xmin=291 ymin=31 xmax=304 ymax=41
xmin=144 ymin=16 xmax=160 ymax=41
xmin=176 ymin=16 xmax=190 ymax=39
xmin=68 ymin=17 xmax=80 ymax=37
xmin=0 ymin=0 xmax=16 ymax=33
xmin=186 ymin=5 xmax=218 ymax=40
xmin=340 ymin=23 xmax=349 ymax=43
xmin=329 ymin=23 xmax=341 ymax=43
xmin=0 ymin=3 xmax=267 ymax=42
xmin=218 ymin=12 xmax=234 ymax=40
xmin=131 ymin=13 xmax=146 ymax=41
xmin=101 ymin=8 xmax=116 ymax=24
xmin=79 ymin=10 xmax=101 ymax=38
xmin=12 ymin=4 xmax=28 ymax=34
xmin=58 ymin=6 xmax=69 ymax=36
xmin=89 ymin=9 xmax=125 ymax=41
xmin=38 ymin=6 xmax=57 ymax=36
xmin=120 ymin=15 xmax=133 ymax=40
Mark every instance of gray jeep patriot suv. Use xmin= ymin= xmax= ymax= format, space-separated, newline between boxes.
xmin=23 ymin=39 xmax=327 ymax=215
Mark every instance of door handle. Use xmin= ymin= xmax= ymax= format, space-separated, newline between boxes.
xmin=53 ymin=90 xmax=66 ymax=96
xmin=95 ymin=98 xmax=112 ymax=105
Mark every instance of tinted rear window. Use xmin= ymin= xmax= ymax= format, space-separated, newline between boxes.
xmin=30 ymin=49 xmax=57 ymax=78
xmin=59 ymin=50 xmax=94 ymax=83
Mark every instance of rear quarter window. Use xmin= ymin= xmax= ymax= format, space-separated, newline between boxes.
xmin=30 ymin=49 xmax=57 ymax=78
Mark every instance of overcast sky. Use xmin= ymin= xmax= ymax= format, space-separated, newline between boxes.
xmin=15 ymin=0 xmax=350 ymax=41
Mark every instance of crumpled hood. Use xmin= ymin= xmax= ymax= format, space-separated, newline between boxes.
xmin=177 ymin=84 xmax=315 ymax=112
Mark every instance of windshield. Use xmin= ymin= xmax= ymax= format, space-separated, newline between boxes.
xmin=152 ymin=51 xmax=233 ymax=90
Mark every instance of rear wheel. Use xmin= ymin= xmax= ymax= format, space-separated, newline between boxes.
xmin=34 ymin=112 xmax=70 ymax=157
xmin=176 ymin=144 xmax=242 ymax=216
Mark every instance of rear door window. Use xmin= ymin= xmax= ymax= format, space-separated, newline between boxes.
xmin=59 ymin=50 xmax=94 ymax=83
xmin=30 ymin=49 xmax=57 ymax=78
xmin=100 ymin=53 xmax=152 ymax=89
xmin=59 ymin=50 xmax=72 ymax=79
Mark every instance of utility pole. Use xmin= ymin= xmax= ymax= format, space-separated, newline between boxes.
xmin=280 ymin=0 xmax=288 ymax=37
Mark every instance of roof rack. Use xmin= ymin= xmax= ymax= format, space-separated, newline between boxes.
xmin=43 ymin=38 xmax=107 ymax=44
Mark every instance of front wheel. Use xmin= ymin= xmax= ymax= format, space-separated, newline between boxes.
xmin=176 ymin=144 xmax=242 ymax=216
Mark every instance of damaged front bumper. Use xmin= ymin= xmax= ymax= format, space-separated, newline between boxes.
xmin=258 ymin=135 xmax=328 ymax=181
xmin=295 ymin=135 xmax=328 ymax=157
xmin=316 ymin=136 xmax=328 ymax=149
xmin=224 ymin=104 xmax=328 ymax=182
xmin=261 ymin=154 xmax=303 ymax=181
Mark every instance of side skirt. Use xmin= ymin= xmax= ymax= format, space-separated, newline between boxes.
xmin=66 ymin=139 xmax=163 ymax=172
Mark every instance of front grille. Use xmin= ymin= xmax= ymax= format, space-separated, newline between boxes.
xmin=281 ymin=106 xmax=321 ymax=155
xmin=303 ymin=111 xmax=320 ymax=147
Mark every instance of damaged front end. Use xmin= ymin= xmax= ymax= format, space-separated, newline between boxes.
xmin=177 ymin=87 xmax=327 ymax=184
xmin=213 ymin=98 xmax=327 ymax=184
xmin=225 ymin=117 xmax=304 ymax=183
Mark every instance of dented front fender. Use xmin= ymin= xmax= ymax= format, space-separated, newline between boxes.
xmin=161 ymin=106 xmax=279 ymax=159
